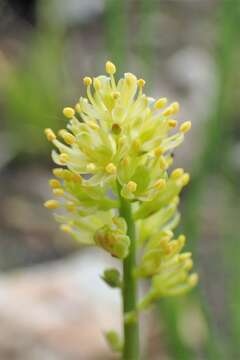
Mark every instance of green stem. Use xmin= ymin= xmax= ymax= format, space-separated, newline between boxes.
xmin=118 ymin=184 xmax=139 ymax=360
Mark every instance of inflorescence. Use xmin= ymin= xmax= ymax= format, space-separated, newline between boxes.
xmin=44 ymin=61 xmax=198 ymax=303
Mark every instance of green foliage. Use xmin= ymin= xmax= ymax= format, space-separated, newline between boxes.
xmin=5 ymin=21 xmax=68 ymax=155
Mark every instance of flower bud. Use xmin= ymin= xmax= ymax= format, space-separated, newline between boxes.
xmin=94 ymin=224 xmax=130 ymax=259
xmin=101 ymin=268 xmax=122 ymax=288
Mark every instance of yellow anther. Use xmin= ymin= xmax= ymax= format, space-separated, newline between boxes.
xmin=122 ymin=157 xmax=129 ymax=166
xmin=172 ymin=196 xmax=179 ymax=206
xmin=59 ymin=129 xmax=76 ymax=145
xmin=112 ymin=123 xmax=121 ymax=135
xmin=184 ymin=259 xmax=193 ymax=271
xmin=63 ymin=171 xmax=75 ymax=181
xmin=126 ymin=181 xmax=137 ymax=193
xmin=168 ymin=119 xmax=177 ymax=128
xmin=168 ymin=242 xmax=177 ymax=254
xmin=179 ymin=252 xmax=192 ymax=261
xmin=162 ymin=102 xmax=179 ymax=116
xmin=142 ymin=95 xmax=149 ymax=107
xmin=105 ymin=61 xmax=116 ymax=75
xmin=112 ymin=91 xmax=120 ymax=100
xmin=125 ymin=72 xmax=137 ymax=86
xmin=145 ymin=107 xmax=151 ymax=117
xmin=178 ymin=235 xmax=186 ymax=246
xmin=53 ymin=188 xmax=64 ymax=196
xmin=160 ymin=238 xmax=170 ymax=250
xmin=83 ymin=76 xmax=92 ymax=86
xmin=59 ymin=153 xmax=69 ymax=164
xmin=180 ymin=121 xmax=192 ymax=133
xmin=71 ymin=173 xmax=82 ymax=183
xmin=137 ymin=79 xmax=145 ymax=88
xmin=45 ymin=128 xmax=56 ymax=142
xmin=44 ymin=200 xmax=60 ymax=209
xmin=75 ymin=103 xmax=81 ymax=113
xmin=162 ymin=107 xmax=172 ymax=116
xmin=93 ymin=78 xmax=101 ymax=90
xmin=88 ymin=121 xmax=99 ymax=130
xmin=86 ymin=163 xmax=96 ymax=172
xmin=154 ymin=178 xmax=166 ymax=190
xmin=171 ymin=168 xmax=184 ymax=179
xmin=118 ymin=136 xmax=126 ymax=147
xmin=154 ymin=97 xmax=168 ymax=109
xmin=154 ymin=146 xmax=163 ymax=157
xmin=53 ymin=168 xmax=64 ymax=178
xmin=63 ymin=107 xmax=75 ymax=119
xmin=171 ymin=102 xmax=180 ymax=114
xmin=132 ymin=139 xmax=141 ymax=152
xmin=182 ymin=173 xmax=190 ymax=186
xmin=52 ymin=169 xmax=73 ymax=181
xmin=105 ymin=163 xmax=117 ymax=175
xmin=159 ymin=156 xmax=168 ymax=170
xmin=188 ymin=273 xmax=199 ymax=287
xmin=162 ymin=229 xmax=173 ymax=238
xmin=49 ymin=179 xmax=61 ymax=188
xmin=60 ymin=224 xmax=72 ymax=234
xmin=66 ymin=203 xmax=76 ymax=212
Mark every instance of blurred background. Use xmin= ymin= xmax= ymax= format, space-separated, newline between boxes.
xmin=0 ymin=0 xmax=240 ymax=359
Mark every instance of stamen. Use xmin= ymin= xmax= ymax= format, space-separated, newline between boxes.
xmin=182 ymin=173 xmax=190 ymax=186
xmin=168 ymin=119 xmax=177 ymax=128
xmin=121 ymin=157 xmax=129 ymax=166
xmin=112 ymin=123 xmax=121 ymax=135
xmin=60 ymin=224 xmax=72 ymax=234
xmin=53 ymin=188 xmax=65 ymax=196
xmin=63 ymin=107 xmax=75 ymax=119
xmin=59 ymin=129 xmax=76 ymax=145
xmin=59 ymin=153 xmax=69 ymax=164
xmin=93 ymin=78 xmax=101 ymax=90
xmin=45 ymin=128 xmax=56 ymax=142
xmin=159 ymin=156 xmax=168 ymax=170
xmin=53 ymin=168 xmax=64 ymax=178
xmin=125 ymin=72 xmax=137 ymax=87
xmin=154 ymin=146 xmax=163 ymax=157
xmin=49 ymin=179 xmax=61 ymax=188
xmin=105 ymin=61 xmax=116 ymax=75
xmin=126 ymin=181 xmax=137 ymax=192
xmin=184 ymin=259 xmax=193 ymax=271
xmin=112 ymin=91 xmax=120 ymax=100
xmin=162 ymin=102 xmax=179 ymax=116
xmin=180 ymin=121 xmax=192 ymax=133
xmin=86 ymin=163 xmax=96 ymax=172
xmin=75 ymin=104 xmax=81 ymax=113
xmin=178 ymin=235 xmax=186 ymax=246
xmin=83 ymin=77 xmax=92 ymax=86
xmin=44 ymin=200 xmax=60 ymax=209
xmin=132 ymin=139 xmax=141 ymax=152
xmin=154 ymin=179 xmax=166 ymax=190
xmin=188 ymin=273 xmax=198 ymax=286
xmin=71 ymin=173 xmax=82 ymax=183
xmin=171 ymin=168 xmax=184 ymax=179
xmin=88 ymin=121 xmax=99 ymax=130
xmin=154 ymin=98 xmax=168 ymax=109
xmin=137 ymin=79 xmax=145 ymax=88
xmin=66 ymin=203 xmax=77 ymax=213
xmin=105 ymin=163 xmax=117 ymax=175
xmin=171 ymin=102 xmax=180 ymax=114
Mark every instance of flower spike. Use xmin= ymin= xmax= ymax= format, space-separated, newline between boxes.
xmin=44 ymin=63 xmax=198 ymax=349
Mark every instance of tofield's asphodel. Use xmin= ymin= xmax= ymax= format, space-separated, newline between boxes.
xmin=44 ymin=61 xmax=198 ymax=358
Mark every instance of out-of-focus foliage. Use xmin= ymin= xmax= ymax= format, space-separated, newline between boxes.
xmin=4 ymin=9 xmax=68 ymax=155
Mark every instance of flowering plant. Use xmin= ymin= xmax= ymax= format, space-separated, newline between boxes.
xmin=44 ymin=61 xmax=198 ymax=359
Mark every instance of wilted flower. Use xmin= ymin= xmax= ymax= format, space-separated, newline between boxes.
xmin=44 ymin=61 xmax=197 ymax=300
